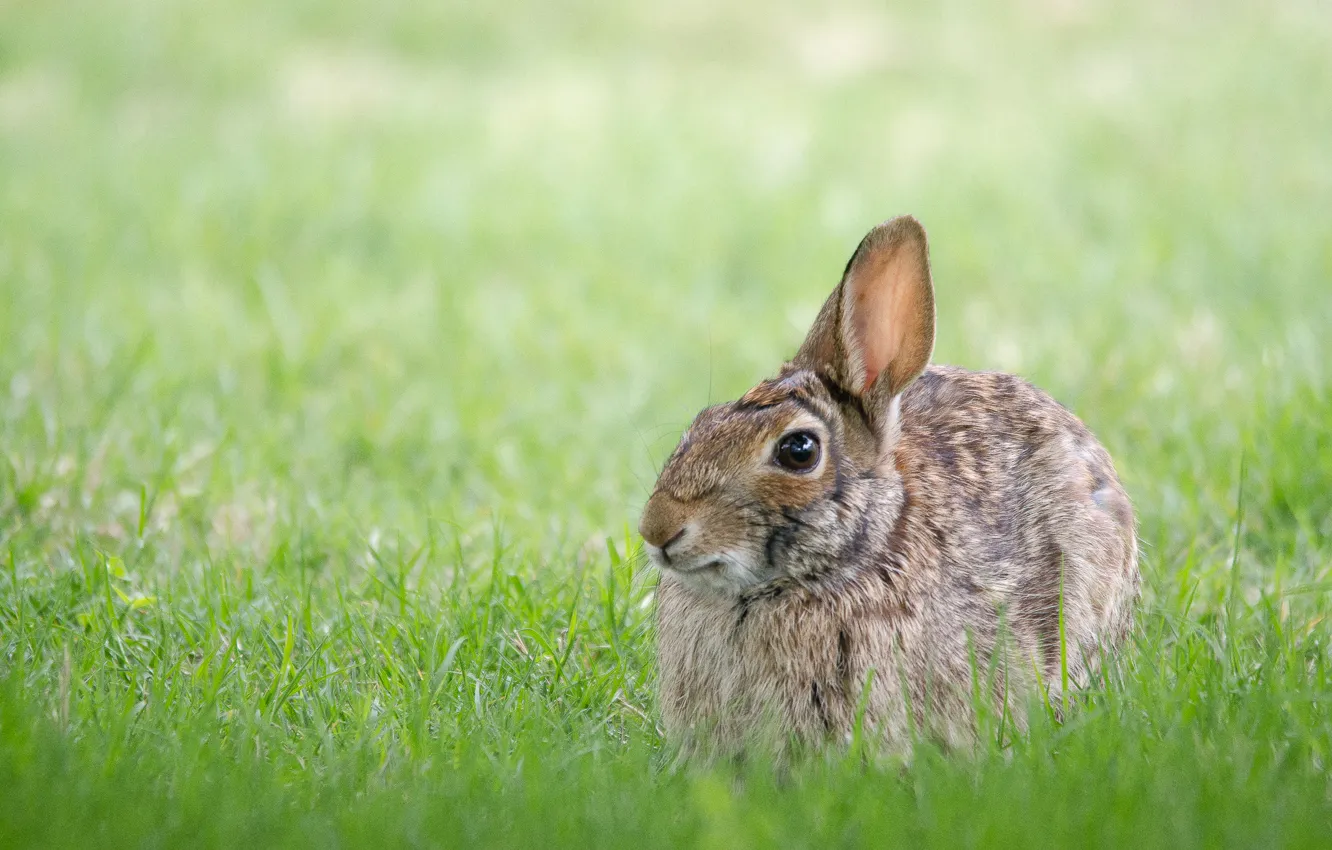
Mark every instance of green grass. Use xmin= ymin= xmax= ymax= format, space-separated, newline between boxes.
xmin=2 ymin=0 xmax=1331 ymax=845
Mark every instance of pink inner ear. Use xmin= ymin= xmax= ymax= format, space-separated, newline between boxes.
xmin=848 ymin=245 xmax=922 ymax=392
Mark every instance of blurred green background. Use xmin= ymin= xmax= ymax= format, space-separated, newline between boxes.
xmin=2 ymin=0 xmax=1330 ymax=846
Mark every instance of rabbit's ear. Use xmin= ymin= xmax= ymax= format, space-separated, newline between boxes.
xmin=795 ymin=216 xmax=935 ymax=404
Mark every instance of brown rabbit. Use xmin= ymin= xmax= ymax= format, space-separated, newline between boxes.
xmin=640 ymin=216 xmax=1138 ymax=756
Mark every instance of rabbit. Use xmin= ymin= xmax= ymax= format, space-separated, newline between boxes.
xmin=639 ymin=216 xmax=1139 ymax=757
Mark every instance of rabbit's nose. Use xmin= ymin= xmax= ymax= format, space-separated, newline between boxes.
xmin=640 ymin=494 xmax=688 ymax=551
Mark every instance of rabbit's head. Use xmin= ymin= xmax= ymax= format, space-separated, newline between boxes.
xmin=640 ymin=216 xmax=936 ymax=596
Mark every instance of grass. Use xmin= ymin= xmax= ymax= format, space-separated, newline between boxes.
xmin=2 ymin=0 xmax=1331 ymax=845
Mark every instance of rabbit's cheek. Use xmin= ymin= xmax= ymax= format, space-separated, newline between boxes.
xmin=690 ymin=504 xmax=756 ymax=559
xmin=752 ymin=463 xmax=836 ymax=515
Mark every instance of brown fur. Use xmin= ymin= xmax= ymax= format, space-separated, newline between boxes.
xmin=641 ymin=217 xmax=1139 ymax=758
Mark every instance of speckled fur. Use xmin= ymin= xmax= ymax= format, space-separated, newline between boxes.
xmin=642 ymin=217 xmax=1139 ymax=757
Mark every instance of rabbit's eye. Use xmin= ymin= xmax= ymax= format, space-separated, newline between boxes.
xmin=775 ymin=431 xmax=821 ymax=472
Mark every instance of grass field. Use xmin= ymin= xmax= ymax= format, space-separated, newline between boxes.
xmin=2 ymin=0 xmax=1331 ymax=845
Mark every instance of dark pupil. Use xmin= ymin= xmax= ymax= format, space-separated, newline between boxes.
xmin=778 ymin=432 xmax=819 ymax=470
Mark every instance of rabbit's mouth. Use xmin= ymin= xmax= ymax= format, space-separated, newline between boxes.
xmin=656 ymin=549 xmax=769 ymax=596
xmin=647 ymin=547 xmax=723 ymax=575
xmin=672 ymin=558 xmax=725 ymax=575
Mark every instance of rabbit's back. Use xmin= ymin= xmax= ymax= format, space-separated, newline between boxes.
xmin=895 ymin=365 xmax=1138 ymax=687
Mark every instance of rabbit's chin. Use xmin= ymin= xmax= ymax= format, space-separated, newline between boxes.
xmin=656 ymin=550 xmax=769 ymax=597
